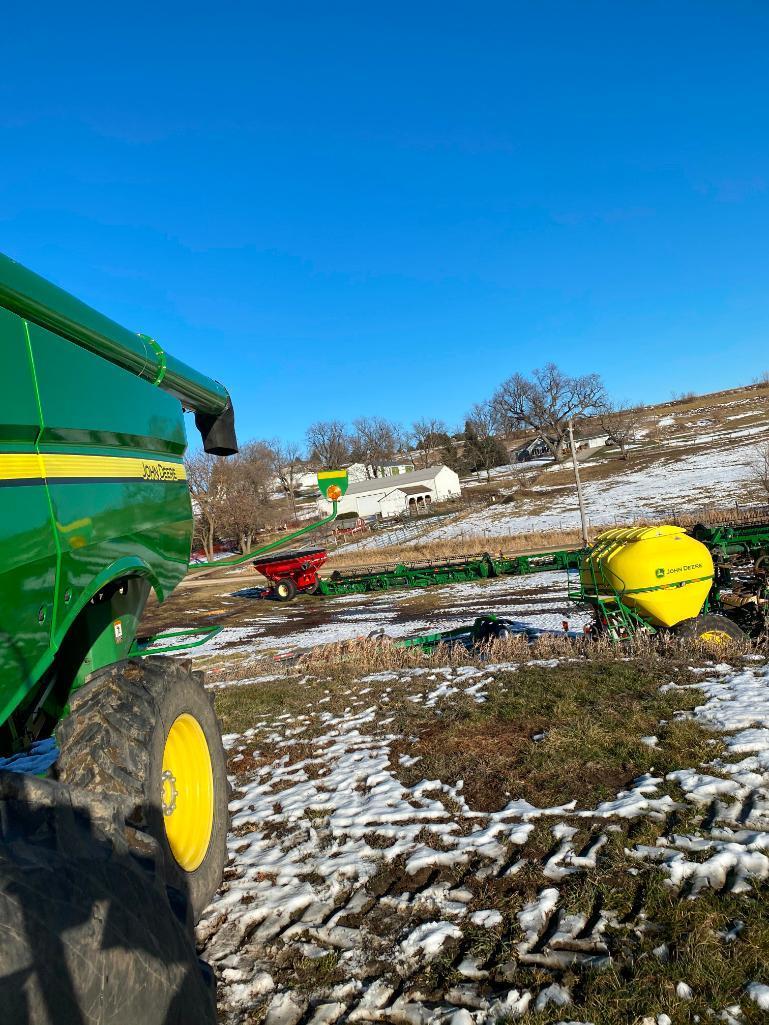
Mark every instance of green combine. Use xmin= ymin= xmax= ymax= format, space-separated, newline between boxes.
xmin=0 ymin=253 xmax=242 ymax=1022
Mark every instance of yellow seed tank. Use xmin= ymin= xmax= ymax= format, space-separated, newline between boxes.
xmin=580 ymin=525 xmax=714 ymax=628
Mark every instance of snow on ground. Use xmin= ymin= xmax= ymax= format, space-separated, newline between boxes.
xmin=420 ymin=441 xmax=763 ymax=541
xmin=335 ymin=409 xmax=768 ymax=551
xmin=201 ymin=656 xmax=769 ymax=1024
xmin=191 ymin=573 xmax=588 ymax=658
xmin=633 ymin=663 xmax=769 ymax=895
xmin=340 ymin=514 xmax=456 ymax=553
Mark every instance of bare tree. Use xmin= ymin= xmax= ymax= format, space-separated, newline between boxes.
xmin=463 ymin=402 xmax=508 ymax=481
xmin=352 ymin=417 xmax=404 ymax=477
xmin=754 ymin=439 xmax=769 ymax=502
xmin=185 ymin=451 xmax=226 ymax=560
xmin=267 ymin=439 xmax=305 ymax=520
xmin=216 ymin=442 xmax=278 ymax=554
xmin=306 ymin=420 xmax=351 ymax=469
xmin=411 ymin=417 xmax=448 ymax=469
xmin=492 ymin=363 xmax=606 ymax=463
xmin=597 ymin=400 xmax=643 ymax=461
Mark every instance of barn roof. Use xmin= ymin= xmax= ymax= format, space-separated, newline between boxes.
xmin=398 ymin=484 xmax=433 ymax=495
xmin=341 ymin=465 xmax=450 ymax=498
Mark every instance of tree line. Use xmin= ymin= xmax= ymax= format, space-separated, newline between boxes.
xmin=305 ymin=364 xmax=641 ymax=476
xmin=187 ymin=362 xmax=642 ymax=557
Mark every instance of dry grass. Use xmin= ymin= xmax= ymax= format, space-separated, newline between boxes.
xmin=326 ymin=528 xmax=587 ymax=571
xmin=294 ymin=631 xmax=624 ymax=677
xmin=295 ymin=634 xmax=490 ymax=674
xmin=294 ymin=627 xmax=756 ymax=677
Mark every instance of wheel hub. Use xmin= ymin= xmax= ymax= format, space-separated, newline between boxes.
xmin=161 ymin=769 xmax=178 ymax=816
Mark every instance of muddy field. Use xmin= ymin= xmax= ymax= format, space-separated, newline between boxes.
xmin=141 ymin=564 xmax=588 ymax=667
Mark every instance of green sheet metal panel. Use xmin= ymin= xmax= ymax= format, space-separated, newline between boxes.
xmin=317 ymin=470 xmax=349 ymax=500
xmin=29 ymin=321 xmax=187 ymax=456
xmin=27 ymin=323 xmax=193 ymax=641
xmin=0 ymin=308 xmax=57 ymax=701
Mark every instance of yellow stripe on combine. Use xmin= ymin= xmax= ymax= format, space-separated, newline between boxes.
xmin=0 ymin=453 xmax=186 ymax=483
xmin=0 ymin=454 xmax=46 ymax=480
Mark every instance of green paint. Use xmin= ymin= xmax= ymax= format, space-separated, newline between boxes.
xmin=130 ymin=626 xmax=223 ymax=656
xmin=318 ymin=548 xmax=582 ymax=597
xmin=0 ymin=253 xmax=235 ymax=753
xmin=395 ymin=615 xmax=514 ymax=653
xmin=0 ymin=252 xmax=229 ymax=415
xmin=691 ymin=519 xmax=769 ymax=560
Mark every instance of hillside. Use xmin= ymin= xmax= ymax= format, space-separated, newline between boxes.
xmin=339 ymin=383 xmax=769 ymax=557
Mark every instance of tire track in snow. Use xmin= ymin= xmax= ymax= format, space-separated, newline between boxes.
xmin=202 ymin=658 xmax=769 ymax=1023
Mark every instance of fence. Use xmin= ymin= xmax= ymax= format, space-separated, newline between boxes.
xmin=602 ymin=501 xmax=769 ymax=530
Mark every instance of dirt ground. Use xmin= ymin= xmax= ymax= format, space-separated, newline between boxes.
xmin=140 ymin=562 xmax=586 ymax=671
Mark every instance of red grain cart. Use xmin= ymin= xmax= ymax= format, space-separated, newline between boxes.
xmin=252 ymin=548 xmax=328 ymax=601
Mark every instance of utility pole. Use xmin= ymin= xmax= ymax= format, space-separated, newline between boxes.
xmin=568 ymin=418 xmax=590 ymax=547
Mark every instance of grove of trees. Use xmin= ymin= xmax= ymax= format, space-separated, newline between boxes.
xmin=188 ymin=362 xmax=643 ymax=557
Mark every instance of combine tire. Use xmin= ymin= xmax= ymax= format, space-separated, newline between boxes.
xmin=0 ymin=770 xmax=216 ymax=1024
xmin=274 ymin=577 xmax=298 ymax=601
xmin=674 ymin=613 xmax=747 ymax=647
xmin=56 ymin=657 xmax=229 ymax=923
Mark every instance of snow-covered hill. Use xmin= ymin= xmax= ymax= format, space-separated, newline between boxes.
xmin=342 ymin=386 xmax=769 ymax=550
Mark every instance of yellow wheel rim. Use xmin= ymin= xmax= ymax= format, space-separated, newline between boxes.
xmin=161 ymin=713 xmax=214 ymax=872
xmin=699 ymin=629 xmax=730 ymax=647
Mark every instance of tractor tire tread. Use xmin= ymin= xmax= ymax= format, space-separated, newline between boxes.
xmin=0 ymin=770 xmax=216 ymax=1024
xmin=674 ymin=613 xmax=747 ymax=643
xmin=55 ymin=657 xmax=228 ymax=922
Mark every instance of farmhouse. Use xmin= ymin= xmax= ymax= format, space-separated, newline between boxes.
xmin=317 ymin=465 xmax=461 ymax=520
xmin=515 ymin=437 xmax=555 ymax=462
xmin=515 ymin=431 xmax=611 ymax=461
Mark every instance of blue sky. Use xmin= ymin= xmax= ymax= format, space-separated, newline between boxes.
xmin=2 ymin=2 xmax=769 ymax=445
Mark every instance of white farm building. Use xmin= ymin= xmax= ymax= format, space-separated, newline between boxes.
xmin=317 ymin=465 xmax=461 ymax=520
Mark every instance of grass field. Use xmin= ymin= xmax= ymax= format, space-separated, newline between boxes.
xmin=180 ymin=582 xmax=769 ymax=1025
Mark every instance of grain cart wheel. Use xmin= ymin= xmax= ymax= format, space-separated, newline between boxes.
xmin=0 ymin=770 xmax=216 ymax=1025
xmin=274 ymin=576 xmax=298 ymax=601
xmin=674 ymin=613 xmax=747 ymax=648
xmin=56 ymin=657 xmax=229 ymax=923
